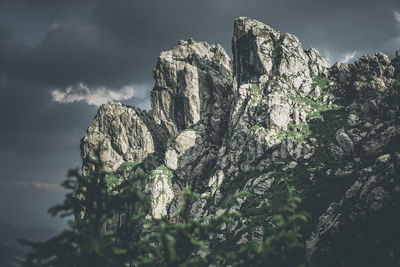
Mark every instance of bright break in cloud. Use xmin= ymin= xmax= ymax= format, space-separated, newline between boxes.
xmin=51 ymin=83 xmax=135 ymax=106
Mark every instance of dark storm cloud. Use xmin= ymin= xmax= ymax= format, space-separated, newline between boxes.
xmin=0 ymin=0 xmax=152 ymax=178
xmin=7 ymin=24 xmax=137 ymax=88
xmin=2 ymin=0 xmax=399 ymax=109
xmin=92 ymin=0 xmax=400 ymax=62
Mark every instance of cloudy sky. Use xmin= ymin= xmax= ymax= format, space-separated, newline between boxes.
xmin=0 ymin=0 xmax=399 ymax=230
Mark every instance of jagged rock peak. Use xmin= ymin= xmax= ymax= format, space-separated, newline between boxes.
xmin=158 ymin=38 xmax=231 ymax=71
xmin=150 ymin=38 xmax=233 ymax=138
xmin=227 ymin=17 xmax=335 ymax=153
xmin=81 ymin=103 xmax=153 ymax=173
xmin=352 ymin=52 xmax=396 ymax=93
xmin=80 ymin=102 xmax=168 ymax=174
xmin=82 ymin=38 xmax=234 ymax=174
xmin=232 ymin=17 xmax=329 ymax=92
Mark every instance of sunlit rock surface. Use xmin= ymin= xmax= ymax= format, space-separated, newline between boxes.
xmin=81 ymin=17 xmax=400 ymax=265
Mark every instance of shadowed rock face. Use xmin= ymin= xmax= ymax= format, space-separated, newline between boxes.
xmin=81 ymin=17 xmax=400 ymax=264
xmin=233 ymin=17 xmax=328 ymax=91
xmin=150 ymin=39 xmax=233 ymax=138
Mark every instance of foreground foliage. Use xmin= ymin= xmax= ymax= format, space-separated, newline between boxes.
xmin=19 ymin=163 xmax=309 ymax=267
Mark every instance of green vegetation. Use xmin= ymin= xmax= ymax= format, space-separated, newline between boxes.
xmin=270 ymin=108 xmax=351 ymax=234
xmin=391 ymin=78 xmax=400 ymax=89
xmin=289 ymin=91 xmax=341 ymax=125
xmin=20 ymin=149 xmax=309 ymax=267
xmin=311 ymin=75 xmax=332 ymax=91
xmin=278 ymin=75 xmax=344 ymax=144
xmin=224 ymin=186 xmax=310 ymax=267
xmin=262 ymin=39 xmax=273 ymax=45
xmin=277 ymin=122 xmax=312 ymax=144
xmin=238 ymin=107 xmax=350 ymax=250
xmin=105 ymin=161 xmax=140 ymax=187
xmin=173 ymin=57 xmax=190 ymax=63
xmin=308 ymin=59 xmax=318 ymax=67
xmin=250 ymin=83 xmax=262 ymax=95
xmin=151 ymin=164 xmax=174 ymax=188
xmin=251 ymin=124 xmax=262 ymax=132
xmin=211 ymin=57 xmax=221 ymax=64
xmin=182 ymin=119 xmax=203 ymax=133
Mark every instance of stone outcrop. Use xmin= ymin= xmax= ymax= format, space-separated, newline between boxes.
xmin=150 ymin=39 xmax=232 ymax=138
xmin=305 ymin=52 xmax=400 ymax=263
xmin=81 ymin=17 xmax=400 ymax=266
xmin=81 ymin=103 xmax=158 ymax=173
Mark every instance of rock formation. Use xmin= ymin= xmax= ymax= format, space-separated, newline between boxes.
xmin=81 ymin=17 xmax=400 ymax=265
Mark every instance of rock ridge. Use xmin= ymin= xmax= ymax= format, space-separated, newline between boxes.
xmin=81 ymin=17 xmax=400 ymax=265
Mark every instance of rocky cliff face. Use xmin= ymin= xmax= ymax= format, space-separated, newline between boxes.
xmin=81 ymin=17 xmax=400 ymax=265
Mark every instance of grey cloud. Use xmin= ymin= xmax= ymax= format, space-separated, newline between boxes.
xmin=89 ymin=0 xmax=400 ymax=69
xmin=6 ymin=24 xmax=141 ymax=88
xmin=396 ymin=11 xmax=400 ymax=24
